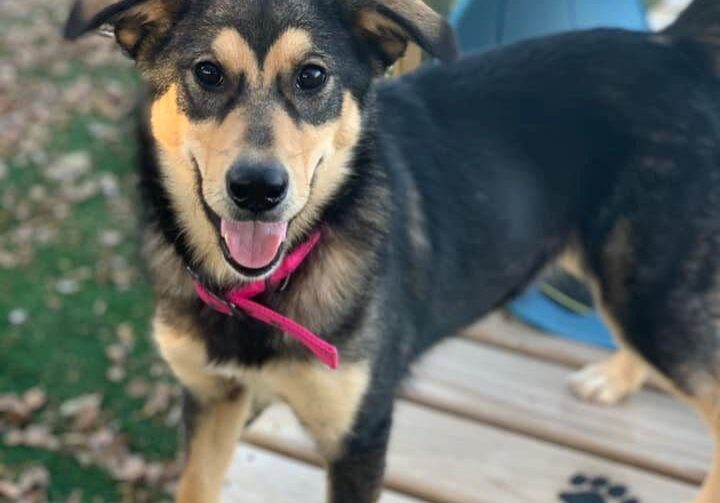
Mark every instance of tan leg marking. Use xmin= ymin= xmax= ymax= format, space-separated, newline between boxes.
xmin=568 ymin=294 xmax=653 ymax=405
xmin=570 ymin=349 xmax=650 ymax=405
xmin=153 ymin=313 xmax=224 ymax=400
xmin=695 ymin=430 xmax=720 ymax=503
xmin=153 ymin=314 xmax=252 ymax=502
xmin=560 ymin=232 xmax=652 ymax=405
xmin=176 ymin=394 xmax=251 ymax=503
xmin=263 ymin=361 xmax=371 ymax=460
xmin=684 ymin=390 xmax=720 ymax=503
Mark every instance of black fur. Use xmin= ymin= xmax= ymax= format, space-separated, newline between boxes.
xmin=67 ymin=0 xmax=720 ymax=500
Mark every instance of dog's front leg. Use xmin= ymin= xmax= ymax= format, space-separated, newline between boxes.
xmin=176 ymin=389 xmax=250 ymax=503
xmin=326 ymin=404 xmax=394 ymax=503
xmin=153 ymin=314 xmax=250 ymax=503
xmin=265 ymin=361 xmax=386 ymax=501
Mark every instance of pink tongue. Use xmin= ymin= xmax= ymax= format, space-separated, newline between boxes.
xmin=221 ymin=220 xmax=288 ymax=270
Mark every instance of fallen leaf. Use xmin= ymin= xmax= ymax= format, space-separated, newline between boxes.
xmin=60 ymin=393 xmax=102 ymax=425
xmin=8 ymin=308 xmax=28 ymax=326
xmin=45 ymin=151 xmax=92 ymax=182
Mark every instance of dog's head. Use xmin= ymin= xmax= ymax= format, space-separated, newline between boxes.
xmin=65 ymin=0 xmax=456 ymax=283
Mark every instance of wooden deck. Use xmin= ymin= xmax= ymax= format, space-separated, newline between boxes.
xmin=222 ymin=313 xmax=711 ymax=503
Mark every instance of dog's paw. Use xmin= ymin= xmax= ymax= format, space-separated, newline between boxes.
xmin=568 ymin=360 xmax=641 ymax=405
xmin=559 ymin=474 xmax=639 ymax=503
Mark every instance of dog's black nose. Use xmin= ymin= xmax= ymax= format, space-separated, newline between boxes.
xmin=226 ymin=160 xmax=289 ymax=213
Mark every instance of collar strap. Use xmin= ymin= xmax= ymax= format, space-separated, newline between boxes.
xmin=192 ymin=230 xmax=339 ymax=369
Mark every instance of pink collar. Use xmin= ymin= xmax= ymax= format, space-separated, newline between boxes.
xmin=193 ymin=230 xmax=339 ymax=369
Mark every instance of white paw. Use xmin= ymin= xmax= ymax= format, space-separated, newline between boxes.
xmin=568 ymin=363 xmax=634 ymax=405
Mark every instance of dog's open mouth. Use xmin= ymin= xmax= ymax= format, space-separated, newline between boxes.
xmin=219 ymin=219 xmax=288 ymax=276
xmin=190 ymin=156 xmax=289 ymax=278
xmin=221 ymin=219 xmax=288 ymax=270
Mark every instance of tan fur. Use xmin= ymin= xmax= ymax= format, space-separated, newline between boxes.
xmin=154 ymin=310 xmax=371 ymax=496
xmin=150 ymin=84 xmax=190 ymax=153
xmin=153 ymin=314 xmax=230 ymax=401
xmin=261 ymin=361 xmax=370 ymax=459
xmin=696 ymin=447 xmax=720 ymax=503
xmin=116 ymin=26 xmax=141 ymax=50
xmin=114 ymin=0 xmax=176 ymax=53
xmin=358 ymin=0 xmax=447 ymax=61
xmin=566 ymin=231 xmax=655 ymax=405
xmin=212 ymin=28 xmax=313 ymax=87
xmin=212 ymin=28 xmax=260 ymax=84
xmin=285 ymin=239 xmax=373 ymax=336
xmin=358 ymin=9 xmax=409 ymax=61
xmin=272 ymin=92 xmax=362 ymax=242
xmin=653 ymin=375 xmax=720 ymax=503
xmin=148 ymin=28 xmax=364 ymax=283
xmin=566 ymin=245 xmax=720 ymax=502
xmin=564 ymin=223 xmax=720 ymax=503
xmin=155 ymin=306 xmax=371 ymax=440
xmin=557 ymin=227 xmax=654 ymax=404
xmin=694 ymin=397 xmax=720 ymax=503
xmin=207 ymin=360 xmax=371 ymax=460
xmin=262 ymin=29 xmax=314 ymax=85
xmin=570 ymin=348 xmax=650 ymax=404
xmin=393 ymin=43 xmax=423 ymax=76
xmin=130 ymin=0 xmax=172 ymax=22
xmin=556 ymin=239 xmax=586 ymax=279
xmin=176 ymin=395 xmax=251 ymax=503
xmin=149 ymin=84 xmax=236 ymax=283
xmin=563 ymin=237 xmax=720 ymax=502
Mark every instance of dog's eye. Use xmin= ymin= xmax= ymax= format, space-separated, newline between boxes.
xmin=296 ymin=64 xmax=327 ymax=91
xmin=194 ymin=61 xmax=224 ymax=89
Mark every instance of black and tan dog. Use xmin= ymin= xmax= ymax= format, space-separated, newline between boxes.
xmin=65 ymin=0 xmax=720 ymax=501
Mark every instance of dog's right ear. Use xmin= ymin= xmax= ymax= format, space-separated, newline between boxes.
xmin=64 ymin=0 xmax=180 ymax=57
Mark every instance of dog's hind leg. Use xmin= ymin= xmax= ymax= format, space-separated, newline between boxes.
xmin=584 ymin=289 xmax=720 ymax=503
xmin=694 ymin=399 xmax=720 ymax=503
xmin=559 ymin=242 xmax=652 ymax=405
xmin=663 ymin=364 xmax=720 ymax=503
xmin=577 ymin=216 xmax=720 ymax=502
xmin=569 ymin=347 xmax=650 ymax=405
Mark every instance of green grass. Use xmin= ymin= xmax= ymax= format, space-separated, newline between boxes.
xmin=3 ymin=448 xmax=119 ymax=501
xmin=0 ymin=71 xmax=177 ymax=500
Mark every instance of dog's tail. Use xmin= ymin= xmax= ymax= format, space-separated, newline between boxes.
xmin=664 ymin=0 xmax=720 ymax=48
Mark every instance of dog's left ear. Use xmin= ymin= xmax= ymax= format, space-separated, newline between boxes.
xmin=64 ymin=0 xmax=180 ymax=58
xmin=346 ymin=0 xmax=458 ymax=67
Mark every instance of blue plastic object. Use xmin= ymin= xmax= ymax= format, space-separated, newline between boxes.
xmin=507 ymin=289 xmax=616 ymax=349
xmin=448 ymin=0 xmax=648 ymax=347
xmin=449 ymin=0 xmax=648 ymax=54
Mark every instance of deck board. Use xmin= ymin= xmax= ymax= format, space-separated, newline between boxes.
xmin=223 ymin=445 xmax=426 ymax=502
xmin=221 ymin=315 xmax=709 ymax=503
xmin=404 ymin=338 xmax=711 ymax=483
xmin=247 ymin=402 xmax=697 ymax=503
xmin=464 ymin=312 xmax=610 ymax=369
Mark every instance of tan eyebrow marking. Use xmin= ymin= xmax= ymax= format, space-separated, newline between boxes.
xmin=212 ymin=28 xmax=260 ymax=87
xmin=262 ymin=28 xmax=314 ymax=86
